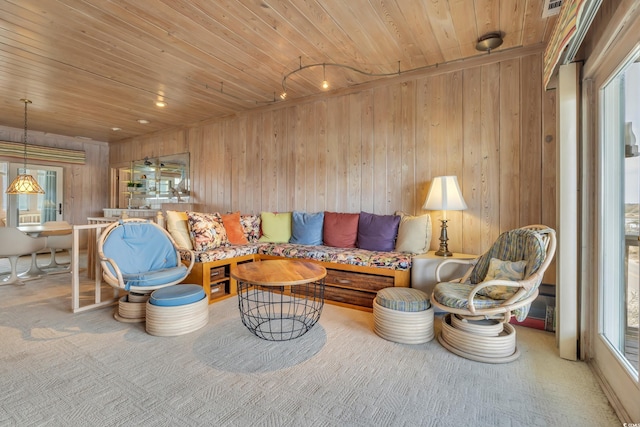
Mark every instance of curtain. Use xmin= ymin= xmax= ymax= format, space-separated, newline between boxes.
xmin=41 ymin=170 xmax=57 ymax=222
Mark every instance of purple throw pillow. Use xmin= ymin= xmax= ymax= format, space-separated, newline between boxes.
xmin=357 ymin=212 xmax=401 ymax=252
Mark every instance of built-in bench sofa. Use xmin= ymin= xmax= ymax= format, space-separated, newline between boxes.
xmin=167 ymin=210 xmax=431 ymax=310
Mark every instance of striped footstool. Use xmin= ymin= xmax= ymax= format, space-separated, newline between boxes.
xmin=145 ymin=284 xmax=209 ymax=337
xmin=373 ymin=287 xmax=434 ymax=344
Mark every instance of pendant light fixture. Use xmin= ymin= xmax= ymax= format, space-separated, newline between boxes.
xmin=5 ymin=99 xmax=45 ymax=195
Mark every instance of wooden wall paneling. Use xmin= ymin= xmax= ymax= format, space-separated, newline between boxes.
xmin=272 ymin=108 xmax=291 ymax=212
xmin=347 ymin=93 xmax=363 ymax=214
xmin=461 ymin=66 xmax=483 ymax=254
xmin=425 ymin=74 xmax=450 ymax=248
xmin=186 ymin=126 xmax=202 ymax=208
xmin=414 ymin=76 xmax=432 ymax=218
xmin=205 ymin=123 xmax=222 ymax=210
xmin=542 ymin=88 xmax=558 ymax=285
xmin=326 ymin=95 xmax=349 ymax=212
xmin=231 ymin=115 xmax=248 ymax=213
xmin=400 ymin=81 xmax=416 ymax=215
xmin=520 ymin=53 xmax=543 ymax=226
xmin=445 ymin=71 xmax=465 ymax=253
xmin=359 ymin=90 xmax=375 ymax=214
xmin=499 ymin=58 xmax=522 ymax=232
xmin=223 ymin=119 xmax=235 ymax=212
xmin=385 ymin=83 xmax=403 ymax=215
xmin=480 ymin=62 xmax=502 ymax=250
xmin=314 ymin=100 xmax=328 ymax=213
xmin=260 ymin=112 xmax=277 ymax=212
xmin=326 ymin=97 xmax=345 ymax=212
xmin=246 ymin=113 xmax=262 ymax=214
xmin=107 ymin=50 xmax=556 ymax=262
xmin=372 ymin=86 xmax=391 ymax=214
xmin=303 ymin=103 xmax=319 ymax=213
xmin=292 ymin=104 xmax=306 ymax=211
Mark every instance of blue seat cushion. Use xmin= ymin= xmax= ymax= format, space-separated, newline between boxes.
xmin=376 ymin=287 xmax=431 ymax=312
xmin=149 ymin=284 xmax=206 ymax=307
xmin=122 ymin=265 xmax=189 ymax=290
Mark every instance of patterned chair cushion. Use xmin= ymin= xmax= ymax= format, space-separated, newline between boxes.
xmin=470 ymin=228 xmax=546 ymax=284
xmin=432 ymin=281 xmax=532 ymax=321
xmin=376 ymin=287 xmax=431 ymax=312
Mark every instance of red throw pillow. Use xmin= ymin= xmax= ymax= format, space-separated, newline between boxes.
xmin=221 ymin=212 xmax=249 ymax=245
xmin=323 ymin=212 xmax=359 ymax=248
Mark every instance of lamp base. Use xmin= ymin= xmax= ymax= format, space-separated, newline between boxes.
xmin=435 ymin=219 xmax=452 ymax=257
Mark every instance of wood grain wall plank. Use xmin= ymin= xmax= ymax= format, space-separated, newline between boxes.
xmin=499 ymin=58 xmax=521 ymax=232
xmin=520 ymin=53 xmax=543 ymax=226
xmin=462 ymin=66 xmax=482 ymax=254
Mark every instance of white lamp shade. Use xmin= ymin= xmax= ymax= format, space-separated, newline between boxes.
xmin=422 ymin=176 xmax=467 ymax=211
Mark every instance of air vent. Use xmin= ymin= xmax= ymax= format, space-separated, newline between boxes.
xmin=542 ymin=0 xmax=563 ymax=18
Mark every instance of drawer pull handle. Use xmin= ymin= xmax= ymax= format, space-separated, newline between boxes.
xmin=211 ymin=271 xmax=221 ymax=277
xmin=337 ymin=279 xmax=351 ymax=284
xmin=211 ymin=287 xmax=220 ymax=293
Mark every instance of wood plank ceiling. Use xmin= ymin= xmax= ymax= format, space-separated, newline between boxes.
xmin=0 ymin=0 xmax=557 ymax=143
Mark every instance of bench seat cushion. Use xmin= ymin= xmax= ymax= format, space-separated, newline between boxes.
xmin=258 ymin=243 xmax=412 ymax=270
xmin=181 ymin=243 xmax=261 ymax=263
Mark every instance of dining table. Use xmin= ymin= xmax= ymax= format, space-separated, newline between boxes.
xmin=17 ymin=223 xmax=73 ymax=278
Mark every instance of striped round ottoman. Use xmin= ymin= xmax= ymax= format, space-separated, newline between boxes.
xmin=145 ymin=285 xmax=209 ymax=337
xmin=373 ymin=287 xmax=434 ymax=344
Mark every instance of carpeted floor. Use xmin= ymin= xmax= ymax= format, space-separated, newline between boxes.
xmin=0 ymin=259 xmax=620 ymax=426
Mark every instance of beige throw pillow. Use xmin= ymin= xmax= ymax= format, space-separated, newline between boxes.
xmin=165 ymin=210 xmax=193 ymax=249
xmin=394 ymin=212 xmax=432 ymax=253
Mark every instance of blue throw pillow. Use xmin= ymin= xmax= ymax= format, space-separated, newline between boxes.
xmin=357 ymin=212 xmax=401 ymax=252
xmin=289 ymin=211 xmax=324 ymax=245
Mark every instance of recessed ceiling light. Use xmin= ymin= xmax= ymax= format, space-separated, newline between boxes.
xmin=155 ymin=101 xmax=167 ymax=107
xmin=111 ymin=127 xmax=121 ymax=131
xmin=137 ymin=119 xmax=150 ymax=124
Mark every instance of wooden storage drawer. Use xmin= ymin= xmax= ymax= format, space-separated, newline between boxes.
xmin=324 ymin=269 xmax=394 ymax=292
xmin=323 ymin=285 xmax=376 ymax=308
xmin=209 ymin=266 xmax=226 ymax=281
xmin=208 ymin=282 xmax=227 ymax=300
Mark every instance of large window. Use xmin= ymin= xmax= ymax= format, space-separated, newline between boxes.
xmin=600 ymin=58 xmax=640 ymax=377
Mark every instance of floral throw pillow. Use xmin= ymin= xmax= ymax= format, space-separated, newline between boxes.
xmin=187 ymin=212 xmax=229 ymax=251
xmin=478 ymin=258 xmax=527 ymax=300
xmin=240 ymin=214 xmax=261 ymax=243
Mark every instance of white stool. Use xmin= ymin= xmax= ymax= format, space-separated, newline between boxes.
xmin=373 ymin=287 xmax=434 ymax=344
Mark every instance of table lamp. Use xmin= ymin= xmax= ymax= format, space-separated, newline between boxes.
xmin=422 ymin=176 xmax=467 ymax=256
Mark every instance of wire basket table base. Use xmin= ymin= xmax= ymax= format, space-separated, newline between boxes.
xmin=237 ymin=281 xmax=325 ymax=341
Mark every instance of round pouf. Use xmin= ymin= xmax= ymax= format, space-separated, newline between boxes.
xmin=145 ymin=285 xmax=209 ymax=337
xmin=373 ymin=287 xmax=434 ymax=344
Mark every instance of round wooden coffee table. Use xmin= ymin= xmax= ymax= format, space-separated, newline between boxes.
xmin=230 ymin=260 xmax=327 ymax=341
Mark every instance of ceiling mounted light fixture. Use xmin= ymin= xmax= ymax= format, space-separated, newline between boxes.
xmin=5 ymin=99 xmax=45 ymax=195
xmin=137 ymin=119 xmax=150 ymax=124
xmin=322 ymin=64 xmax=329 ymax=90
xmin=475 ymin=32 xmax=503 ymax=53
xmin=155 ymin=100 xmax=167 ymax=107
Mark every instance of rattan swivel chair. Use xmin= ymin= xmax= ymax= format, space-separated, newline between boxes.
xmin=431 ymin=225 xmax=556 ymax=363
xmin=97 ymin=219 xmax=195 ymax=322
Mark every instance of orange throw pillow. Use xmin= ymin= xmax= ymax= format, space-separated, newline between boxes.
xmin=221 ymin=212 xmax=249 ymax=245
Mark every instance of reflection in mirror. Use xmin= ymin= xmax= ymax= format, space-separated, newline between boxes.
xmin=116 ymin=153 xmax=190 ymax=210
